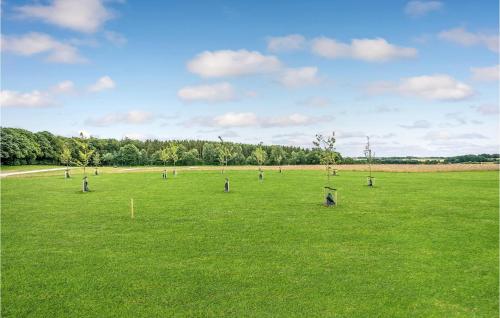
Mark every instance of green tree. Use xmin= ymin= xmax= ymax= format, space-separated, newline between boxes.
xmin=270 ymin=146 xmax=286 ymax=172
xmin=313 ymin=131 xmax=337 ymax=186
xmin=160 ymin=148 xmax=169 ymax=168
xmin=202 ymin=142 xmax=218 ymax=165
xmin=102 ymin=152 xmax=115 ymax=166
xmin=253 ymin=143 xmax=267 ymax=171
xmin=93 ymin=152 xmax=101 ymax=175
xmin=181 ymin=148 xmax=200 ymax=165
xmin=166 ymin=143 xmax=180 ymax=175
xmin=118 ymin=144 xmax=141 ymax=166
xmin=75 ymin=134 xmax=95 ymax=176
xmin=60 ymin=144 xmax=72 ymax=168
xmin=217 ymin=136 xmax=235 ymax=174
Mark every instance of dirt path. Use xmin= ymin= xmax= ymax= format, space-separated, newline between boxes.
xmin=0 ymin=167 xmax=73 ymax=178
xmin=1 ymin=164 xmax=497 ymax=178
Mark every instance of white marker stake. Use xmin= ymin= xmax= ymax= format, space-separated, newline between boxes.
xmin=131 ymin=198 xmax=134 ymax=219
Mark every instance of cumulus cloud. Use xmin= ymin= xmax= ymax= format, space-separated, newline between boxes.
xmin=0 ymin=90 xmax=55 ymax=108
xmin=187 ymin=49 xmax=282 ymax=78
xmin=368 ymin=74 xmax=473 ymax=101
xmin=85 ymin=111 xmax=155 ymax=126
xmin=177 ymin=82 xmax=236 ymax=103
xmin=297 ymin=96 xmax=331 ymax=107
xmin=471 ymin=65 xmax=499 ymax=81
xmin=438 ymin=27 xmax=499 ymax=53
xmin=404 ymin=1 xmax=443 ymax=17
xmin=260 ymin=113 xmax=325 ymax=127
xmin=51 ymin=80 xmax=75 ymax=94
xmin=267 ymin=34 xmax=306 ymax=52
xmin=212 ymin=112 xmax=259 ymax=127
xmin=311 ymin=37 xmax=417 ymax=62
xmin=88 ymin=76 xmax=115 ymax=92
xmin=186 ymin=112 xmax=330 ymax=128
xmin=472 ymin=104 xmax=499 ymax=115
xmin=400 ymin=120 xmax=432 ymax=129
xmin=1 ymin=76 xmax=117 ymax=108
xmin=14 ymin=0 xmax=114 ymax=33
xmin=1 ymin=79 xmax=81 ymax=108
xmin=278 ymin=67 xmax=321 ymax=88
xmin=0 ymin=32 xmax=87 ymax=63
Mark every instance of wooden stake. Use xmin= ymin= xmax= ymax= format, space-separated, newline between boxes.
xmin=131 ymin=198 xmax=134 ymax=219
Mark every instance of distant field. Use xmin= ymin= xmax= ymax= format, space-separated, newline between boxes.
xmin=1 ymin=170 xmax=498 ymax=317
xmin=1 ymin=163 xmax=497 ymax=179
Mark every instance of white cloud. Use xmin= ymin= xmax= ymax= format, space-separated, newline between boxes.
xmin=442 ymin=112 xmax=467 ymax=126
xmin=297 ymin=96 xmax=331 ymax=107
xmin=267 ymin=34 xmax=305 ymax=52
xmin=186 ymin=112 xmax=330 ymax=128
xmin=278 ymin=67 xmax=321 ymax=88
xmin=374 ymin=105 xmax=400 ymax=113
xmin=337 ymin=131 xmax=366 ymax=139
xmin=1 ymin=76 xmax=115 ymax=108
xmin=424 ymin=131 xmax=488 ymax=140
xmin=400 ymin=120 xmax=432 ymax=129
xmin=177 ymin=82 xmax=236 ymax=102
xmin=0 ymin=32 xmax=86 ymax=63
xmin=104 ymin=31 xmax=127 ymax=46
xmin=261 ymin=113 xmax=323 ymax=127
xmin=0 ymin=90 xmax=55 ymax=108
xmin=473 ymin=104 xmax=499 ymax=115
xmin=86 ymin=111 xmax=155 ymax=126
xmin=438 ymin=27 xmax=499 ymax=53
xmin=368 ymin=74 xmax=474 ymax=101
xmin=213 ymin=112 xmax=258 ymax=127
xmin=51 ymin=80 xmax=75 ymax=94
xmin=404 ymin=1 xmax=443 ymax=17
xmin=471 ymin=65 xmax=499 ymax=81
xmin=88 ymin=76 xmax=115 ymax=92
xmin=187 ymin=49 xmax=282 ymax=78
xmin=15 ymin=0 xmax=114 ymax=33
xmin=311 ymin=37 xmax=417 ymax=62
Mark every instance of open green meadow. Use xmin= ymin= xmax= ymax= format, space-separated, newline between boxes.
xmin=1 ymin=170 xmax=498 ymax=317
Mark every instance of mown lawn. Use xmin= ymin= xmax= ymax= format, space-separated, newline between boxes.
xmin=1 ymin=170 xmax=498 ymax=317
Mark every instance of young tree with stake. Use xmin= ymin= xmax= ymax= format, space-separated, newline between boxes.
xmin=364 ymin=136 xmax=375 ymax=187
xmin=313 ymin=132 xmax=338 ymax=206
xmin=93 ymin=152 xmax=101 ymax=175
xmin=313 ymin=132 xmax=337 ymax=187
xmin=253 ymin=142 xmax=267 ymax=181
xmin=160 ymin=148 xmax=169 ymax=179
xmin=166 ymin=143 xmax=179 ymax=176
xmin=75 ymin=133 xmax=94 ymax=192
xmin=76 ymin=133 xmax=95 ymax=177
xmin=217 ymin=136 xmax=234 ymax=174
xmin=271 ymin=146 xmax=286 ymax=173
xmin=60 ymin=144 xmax=72 ymax=178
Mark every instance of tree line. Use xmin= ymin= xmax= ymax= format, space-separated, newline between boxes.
xmin=0 ymin=127 xmax=342 ymax=167
xmin=2 ymin=127 xmax=497 ymax=167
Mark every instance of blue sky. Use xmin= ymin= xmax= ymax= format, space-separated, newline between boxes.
xmin=1 ymin=0 xmax=498 ymax=156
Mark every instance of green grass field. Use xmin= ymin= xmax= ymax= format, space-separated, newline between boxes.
xmin=1 ymin=170 xmax=498 ymax=317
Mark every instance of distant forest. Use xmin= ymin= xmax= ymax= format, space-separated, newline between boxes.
xmin=1 ymin=127 xmax=498 ymax=166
